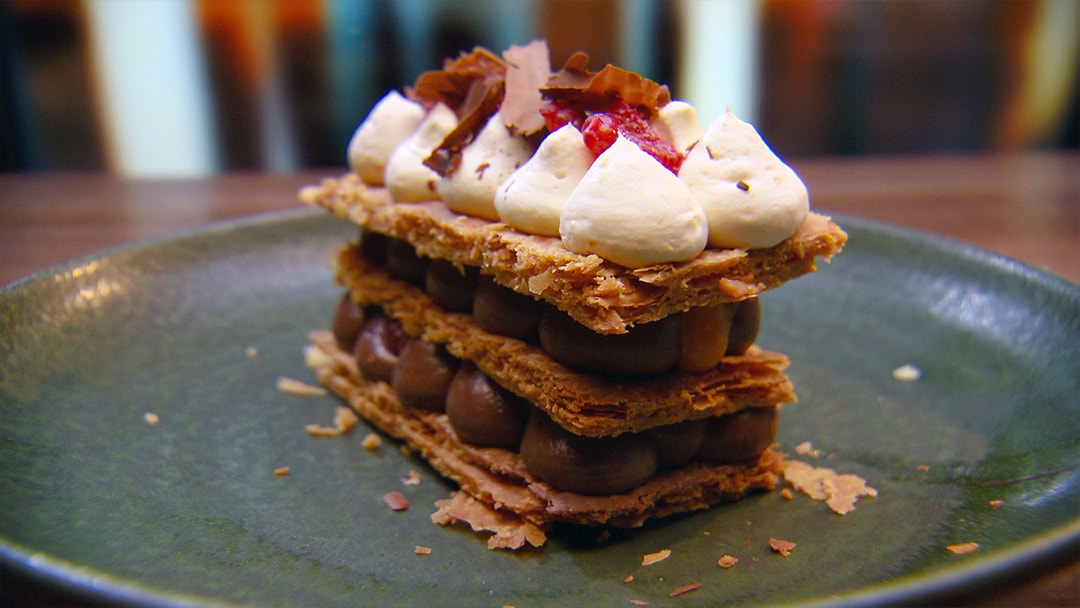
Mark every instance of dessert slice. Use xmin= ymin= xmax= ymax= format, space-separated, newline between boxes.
xmin=300 ymin=41 xmax=845 ymax=549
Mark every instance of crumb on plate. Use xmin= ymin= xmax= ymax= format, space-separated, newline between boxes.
xmin=305 ymin=406 xmax=359 ymax=437
xmin=361 ymin=432 xmax=382 ymax=450
xmin=277 ymin=376 xmax=328 ymax=397
xmin=892 ymin=364 xmax=922 ymax=381
xmin=383 ymin=491 xmax=410 ymax=511
xmin=947 ymin=542 xmax=980 ymax=555
xmin=669 ymin=583 xmax=702 ymax=597
xmin=769 ymin=538 xmax=796 ymax=557
xmin=642 ymin=549 xmax=672 ymax=566
xmin=303 ymin=344 xmax=333 ymax=368
xmin=782 ymin=459 xmax=877 ymax=515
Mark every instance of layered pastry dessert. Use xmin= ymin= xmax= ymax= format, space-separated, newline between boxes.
xmin=300 ymin=41 xmax=846 ymax=549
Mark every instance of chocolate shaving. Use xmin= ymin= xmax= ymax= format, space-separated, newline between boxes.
xmin=410 ymin=46 xmax=510 ymax=177
xmin=383 ymin=491 xmax=410 ymax=511
xmin=542 ymin=55 xmax=670 ymax=117
xmin=423 ymin=80 xmax=504 ymax=177
xmin=501 ymin=39 xmax=551 ymax=136
xmin=768 ymin=538 xmax=796 ymax=556
xmin=409 ymin=46 xmax=507 ymax=109
xmin=543 ymin=52 xmax=596 ymax=95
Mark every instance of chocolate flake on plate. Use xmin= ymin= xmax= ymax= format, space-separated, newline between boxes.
xmin=669 ymin=583 xmax=702 ymax=597
xmin=768 ymin=538 xmax=796 ymax=557
xmin=383 ymin=491 xmax=410 ymax=511
xmin=946 ymin=542 xmax=980 ymax=555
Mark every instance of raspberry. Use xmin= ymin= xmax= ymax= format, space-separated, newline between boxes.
xmin=581 ymin=102 xmax=683 ymax=173
xmin=539 ymin=101 xmax=586 ymax=132
xmin=581 ymin=113 xmax=619 ymax=154
xmin=542 ymin=99 xmax=684 ymax=173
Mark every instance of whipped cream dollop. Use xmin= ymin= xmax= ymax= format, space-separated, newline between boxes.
xmin=384 ymin=103 xmax=458 ymax=202
xmin=650 ymin=100 xmax=702 ymax=154
xmin=438 ymin=111 xmax=533 ymax=221
xmin=347 ymin=91 xmax=426 ymax=185
xmin=495 ymin=124 xmax=594 ymax=237
xmin=679 ymin=110 xmax=809 ymax=249
xmin=560 ymin=136 xmax=708 ymax=268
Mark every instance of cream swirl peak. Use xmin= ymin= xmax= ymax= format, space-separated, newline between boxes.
xmin=346 ymin=42 xmax=809 ymax=268
xmin=560 ymin=136 xmax=708 ymax=268
xmin=495 ymin=124 xmax=593 ymax=237
xmin=384 ymin=102 xmax=458 ymax=202
xmin=347 ymin=91 xmax=424 ymax=185
xmin=680 ymin=110 xmax=810 ymax=249
xmin=438 ymin=110 xmax=532 ymax=221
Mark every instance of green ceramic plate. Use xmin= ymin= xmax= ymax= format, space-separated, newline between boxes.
xmin=1 ymin=209 xmax=1077 ymax=607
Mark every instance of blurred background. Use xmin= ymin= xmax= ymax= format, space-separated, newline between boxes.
xmin=2 ymin=0 xmax=1077 ymax=177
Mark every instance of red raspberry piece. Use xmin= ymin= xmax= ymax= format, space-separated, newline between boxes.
xmin=539 ymin=99 xmax=684 ymax=173
xmin=581 ymin=101 xmax=683 ymax=173
xmin=581 ymin=113 xmax=619 ymax=155
xmin=539 ymin=101 xmax=586 ymax=132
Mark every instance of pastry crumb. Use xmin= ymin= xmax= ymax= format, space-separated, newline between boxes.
xmin=892 ymin=364 xmax=922 ymax=381
xmin=779 ymin=488 xmax=794 ymax=500
xmin=333 ymin=406 xmax=359 ymax=432
xmin=414 ymin=545 xmax=432 ymax=555
xmin=401 ymin=469 xmax=422 ymax=486
xmin=306 ymin=406 xmax=359 ymax=437
xmin=630 ymin=600 xmax=648 ymax=606
xmin=642 ymin=549 xmax=672 ymax=566
xmin=277 ymin=376 xmax=328 ymax=397
xmin=245 ymin=346 xmax=258 ymax=358
xmin=143 ymin=412 xmax=159 ymax=425
xmin=305 ymin=424 xmax=339 ymax=437
xmin=431 ymin=491 xmax=547 ymax=550
xmin=782 ymin=459 xmax=877 ymax=515
xmin=623 ymin=575 xmax=634 ymax=583
xmin=947 ymin=542 xmax=980 ymax=555
xmin=273 ymin=466 xmax=290 ymax=476
xmin=303 ymin=344 xmax=333 ymax=368
xmin=669 ymin=583 xmax=702 ymax=597
xmin=769 ymin=538 xmax=796 ymax=557
xmin=988 ymin=499 xmax=1005 ymax=508
xmin=361 ymin=432 xmax=382 ymax=450
xmin=717 ymin=555 xmax=738 ymax=568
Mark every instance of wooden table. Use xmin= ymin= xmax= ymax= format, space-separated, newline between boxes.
xmin=2 ymin=154 xmax=1077 ymax=287
xmin=1 ymin=154 xmax=1078 ymax=606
